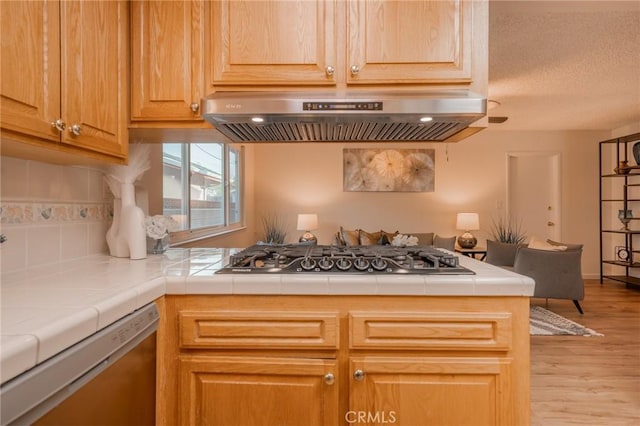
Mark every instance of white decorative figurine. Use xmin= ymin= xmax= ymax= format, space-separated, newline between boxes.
xmin=104 ymin=144 xmax=151 ymax=260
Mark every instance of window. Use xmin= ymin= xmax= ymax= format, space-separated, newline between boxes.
xmin=162 ymin=143 xmax=243 ymax=242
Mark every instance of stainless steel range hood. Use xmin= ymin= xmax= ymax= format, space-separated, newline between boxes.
xmin=202 ymin=91 xmax=486 ymax=143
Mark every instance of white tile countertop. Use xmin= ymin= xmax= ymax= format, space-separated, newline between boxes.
xmin=1 ymin=247 xmax=534 ymax=384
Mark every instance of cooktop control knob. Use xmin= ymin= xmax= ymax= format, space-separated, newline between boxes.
xmin=353 ymin=257 xmax=370 ymax=271
xmin=371 ymin=257 xmax=388 ymax=271
xmin=318 ymin=257 xmax=334 ymax=270
xmin=300 ymin=257 xmax=317 ymax=271
xmin=336 ymin=257 xmax=352 ymax=271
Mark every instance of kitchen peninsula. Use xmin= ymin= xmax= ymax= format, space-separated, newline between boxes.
xmin=1 ymin=248 xmax=533 ymax=425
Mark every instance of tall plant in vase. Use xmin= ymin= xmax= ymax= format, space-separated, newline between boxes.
xmin=104 ymin=144 xmax=151 ymax=259
xmin=260 ymin=212 xmax=288 ymax=244
xmin=491 ymin=215 xmax=527 ymax=244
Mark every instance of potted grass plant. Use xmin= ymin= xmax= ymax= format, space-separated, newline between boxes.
xmin=491 ymin=215 xmax=526 ymax=244
xmin=260 ymin=212 xmax=288 ymax=244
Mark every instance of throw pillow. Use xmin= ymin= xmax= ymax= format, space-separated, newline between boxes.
xmin=434 ymin=234 xmax=456 ymax=251
xmin=528 ymin=235 xmax=567 ymax=251
xmin=410 ymin=232 xmax=434 ymax=245
xmin=381 ymin=230 xmax=399 ymax=245
xmin=340 ymin=227 xmax=360 ymax=246
xmin=359 ymin=229 xmax=383 ymax=246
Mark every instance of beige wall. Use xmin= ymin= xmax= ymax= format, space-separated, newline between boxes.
xmin=0 ymin=157 xmax=111 ymax=273
xmin=252 ymin=128 xmax=610 ymax=278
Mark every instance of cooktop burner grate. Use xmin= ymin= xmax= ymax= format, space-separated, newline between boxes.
xmin=217 ymin=244 xmax=474 ymax=275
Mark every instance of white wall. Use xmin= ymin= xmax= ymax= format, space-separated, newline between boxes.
xmin=252 ymin=128 xmax=610 ymax=278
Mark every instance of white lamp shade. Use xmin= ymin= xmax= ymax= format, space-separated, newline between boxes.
xmin=456 ymin=213 xmax=479 ymax=231
xmin=297 ymin=214 xmax=318 ymax=231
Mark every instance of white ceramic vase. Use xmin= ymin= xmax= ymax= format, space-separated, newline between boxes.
xmin=106 ymin=197 xmax=131 ymax=258
xmin=119 ymin=183 xmax=147 ymax=260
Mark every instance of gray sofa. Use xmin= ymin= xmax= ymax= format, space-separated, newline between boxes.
xmin=486 ymin=239 xmax=585 ymax=314
xmin=333 ymin=228 xmax=456 ymax=251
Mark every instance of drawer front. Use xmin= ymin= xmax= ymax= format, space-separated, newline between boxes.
xmin=349 ymin=311 xmax=512 ymax=351
xmin=179 ymin=311 xmax=340 ymax=350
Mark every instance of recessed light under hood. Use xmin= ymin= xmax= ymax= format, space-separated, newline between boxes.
xmin=202 ymin=91 xmax=486 ymax=143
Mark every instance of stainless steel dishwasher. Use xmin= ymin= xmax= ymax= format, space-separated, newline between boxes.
xmin=0 ymin=302 xmax=159 ymax=425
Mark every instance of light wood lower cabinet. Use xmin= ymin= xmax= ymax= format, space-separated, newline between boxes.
xmin=179 ymin=356 xmax=339 ymax=426
xmin=157 ymin=295 xmax=530 ymax=426
xmin=349 ymin=356 xmax=513 ymax=425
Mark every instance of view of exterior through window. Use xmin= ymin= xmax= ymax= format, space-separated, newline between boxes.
xmin=162 ymin=143 xmax=242 ymax=236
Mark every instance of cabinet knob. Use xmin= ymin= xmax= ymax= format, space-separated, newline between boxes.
xmin=325 ymin=65 xmax=335 ymax=76
xmin=51 ymin=119 xmax=66 ymax=132
xmin=547 ymin=221 xmax=555 ymax=226
xmin=190 ymin=103 xmax=200 ymax=113
xmin=70 ymin=124 xmax=82 ymax=136
xmin=353 ymin=369 xmax=365 ymax=381
xmin=350 ymin=65 xmax=360 ymax=75
xmin=324 ymin=373 xmax=335 ymax=385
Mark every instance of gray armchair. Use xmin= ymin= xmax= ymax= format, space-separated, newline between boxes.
xmin=485 ymin=240 xmax=523 ymax=267
xmin=486 ymin=239 xmax=585 ymax=314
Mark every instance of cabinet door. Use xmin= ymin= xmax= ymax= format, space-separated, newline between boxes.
xmin=0 ymin=0 xmax=60 ymax=144
xmin=180 ymin=356 xmax=339 ymax=426
xmin=131 ymin=0 xmax=204 ymax=121
xmin=349 ymin=356 xmax=514 ymax=426
xmin=208 ymin=0 xmax=337 ymax=86
xmin=347 ymin=0 xmax=473 ymax=84
xmin=60 ymin=0 xmax=127 ymax=159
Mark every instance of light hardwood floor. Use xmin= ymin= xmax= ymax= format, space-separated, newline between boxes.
xmin=530 ymin=279 xmax=640 ymax=425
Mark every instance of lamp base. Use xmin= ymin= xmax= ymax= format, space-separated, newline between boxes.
xmin=457 ymin=232 xmax=477 ymax=249
xmin=299 ymin=231 xmax=317 ymax=245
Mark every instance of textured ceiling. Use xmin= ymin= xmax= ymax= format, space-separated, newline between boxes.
xmin=488 ymin=0 xmax=640 ymax=131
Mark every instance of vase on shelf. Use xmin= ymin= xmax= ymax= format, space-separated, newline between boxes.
xmin=633 ymin=142 xmax=640 ymax=165
xmin=147 ymin=234 xmax=170 ymax=254
xmin=618 ymin=209 xmax=633 ymax=230
xmin=614 ymin=160 xmax=631 ymax=175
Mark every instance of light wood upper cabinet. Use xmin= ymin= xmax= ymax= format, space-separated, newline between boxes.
xmin=206 ymin=0 xmax=484 ymax=90
xmin=130 ymin=0 xmax=205 ymax=122
xmin=0 ymin=0 xmax=128 ymax=163
xmin=0 ymin=1 xmax=60 ymax=145
xmin=347 ymin=0 xmax=472 ymax=84
xmin=60 ymin=0 xmax=128 ymax=159
xmin=207 ymin=0 xmax=337 ymax=87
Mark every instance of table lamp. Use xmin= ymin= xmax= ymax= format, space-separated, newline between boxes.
xmin=297 ymin=214 xmax=318 ymax=244
xmin=456 ymin=213 xmax=480 ymax=249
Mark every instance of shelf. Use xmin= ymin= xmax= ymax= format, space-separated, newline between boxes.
xmin=602 ymin=275 xmax=640 ymax=290
xmin=602 ymin=260 xmax=640 ymax=267
xmin=601 ymin=229 xmax=640 ymax=234
xmin=599 ymin=133 xmax=640 ymax=288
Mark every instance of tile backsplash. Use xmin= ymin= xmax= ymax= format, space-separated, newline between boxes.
xmin=1 ymin=156 xmax=112 ymax=274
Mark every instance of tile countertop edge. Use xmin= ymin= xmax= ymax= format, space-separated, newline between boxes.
xmin=0 ymin=275 xmax=167 ymax=385
xmin=1 ymin=249 xmax=534 ymax=384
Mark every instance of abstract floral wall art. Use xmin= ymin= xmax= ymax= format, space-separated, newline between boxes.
xmin=343 ymin=148 xmax=435 ymax=192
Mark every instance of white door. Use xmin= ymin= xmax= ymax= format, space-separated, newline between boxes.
xmin=507 ymin=152 xmax=561 ymax=242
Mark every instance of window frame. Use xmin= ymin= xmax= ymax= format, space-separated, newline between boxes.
xmin=163 ymin=143 xmax=245 ymax=245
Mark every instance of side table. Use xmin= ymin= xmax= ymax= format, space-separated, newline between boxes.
xmin=455 ymin=246 xmax=487 ymax=261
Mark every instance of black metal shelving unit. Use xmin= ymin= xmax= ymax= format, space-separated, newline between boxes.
xmin=599 ymin=132 xmax=640 ymax=290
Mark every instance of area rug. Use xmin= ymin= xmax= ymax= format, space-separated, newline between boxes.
xmin=530 ymin=306 xmax=603 ymax=336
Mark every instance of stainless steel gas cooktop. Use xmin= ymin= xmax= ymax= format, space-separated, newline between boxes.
xmin=216 ymin=244 xmax=474 ymax=275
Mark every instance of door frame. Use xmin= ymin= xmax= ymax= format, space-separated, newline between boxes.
xmin=506 ymin=151 xmax=562 ymax=242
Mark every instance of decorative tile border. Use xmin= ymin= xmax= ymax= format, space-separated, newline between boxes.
xmin=1 ymin=202 xmax=112 ymax=225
